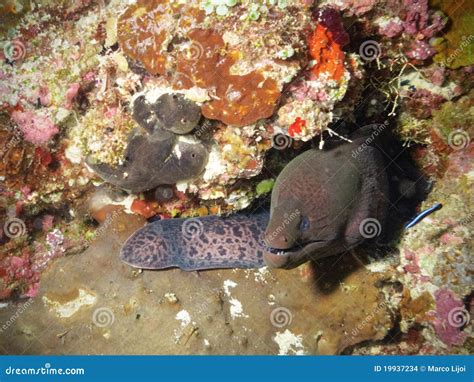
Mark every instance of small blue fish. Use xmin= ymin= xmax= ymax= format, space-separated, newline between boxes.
xmin=405 ymin=203 xmax=443 ymax=229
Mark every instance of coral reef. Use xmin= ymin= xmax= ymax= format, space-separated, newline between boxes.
xmin=431 ymin=0 xmax=474 ymax=69
xmin=0 ymin=0 xmax=472 ymax=356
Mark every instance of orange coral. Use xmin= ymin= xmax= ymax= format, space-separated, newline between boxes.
xmin=117 ymin=1 xmax=287 ymax=126
xmin=117 ymin=0 xmax=203 ymax=75
xmin=288 ymin=117 xmax=306 ymax=137
xmin=174 ymin=29 xmax=280 ymax=127
xmin=131 ymin=198 xmax=158 ymax=219
xmin=308 ymin=24 xmax=345 ymax=81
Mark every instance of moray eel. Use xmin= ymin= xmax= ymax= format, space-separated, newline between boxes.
xmin=262 ymin=138 xmax=388 ymax=269
xmin=120 ymin=137 xmax=389 ymax=270
xmin=120 ymin=210 xmax=269 ymax=270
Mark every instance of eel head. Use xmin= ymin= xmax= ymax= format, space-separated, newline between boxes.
xmin=263 ymin=197 xmax=331 ymax=269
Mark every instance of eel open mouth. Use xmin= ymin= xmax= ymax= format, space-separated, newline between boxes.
xmin=263 ymin=239 xmax=327 ymax=256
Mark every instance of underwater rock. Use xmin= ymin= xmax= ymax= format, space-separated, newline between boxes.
xmin=175 ymin=122 xmax=271 ymax=201
xmin=154 ymin=93 xmax=202 ymax=135
xmin=133 ymin=93 xmax=202 ymax=135
xmin=117 ymin=0 xmax=207 ymax=76
xmin=117 ymin=1 xmax=312 ymax=127
xmin=11 ymin=111 xmax=59 ymax=146
xmin=87 ymin=129 xmax=208 ymax=193
xmin=154 ymin=185 xmax=175 ymax=203
xmin=72 ymin=105 xmax=138 ymax=168
xmin=132 ymin=95 xmax=159 ymax=133
xmin=176 ymin=28 xmax=281 ymax=127
xmin=1 ymin=0 xmax=472 ymax=357
xmin=272 ymin=7 xmax=354 ymax=140
xmin=431 ymin=0 xmax=474 ymax=68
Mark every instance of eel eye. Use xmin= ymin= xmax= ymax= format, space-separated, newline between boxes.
xmin=299 ymin=216 xmax=310 ymax=231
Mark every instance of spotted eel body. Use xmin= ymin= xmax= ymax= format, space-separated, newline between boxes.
xmin=120 ymin=209 xmax=270 ymax=270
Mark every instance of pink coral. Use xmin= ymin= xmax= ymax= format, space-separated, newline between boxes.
xmin=424 ymin=11 xmax=447 ymax=38
xmin=424 ymin=65 xmax=445 ymax=87
xmin=42 ymin=215 xmax=54 ymax=231
xmin=403 ymin=249 xmax=420 ymax=274
xmin=432 ymin=289 xmax=468 ymax=347
xmin=38 ymin=86 xmax=51 ymax=106
xmin=1 ymin=251 xmax=40 ymax=298
xmin=379 ymin=19 xmax=404 ymax=38
xmin=82 ymin=71 xmax=96 ymax=82
xmin=11 ymin=110 xmax=59 ymax=145
xmin=403 ymin=0 xmax=429 ymax=35
xmin=31 ymin=229 xmax=65 ymax=273
xmin=337 ymin=0 xmax=378 ymax=16
xmin=289 ymin=79 xmax=328 ymax=102
xmin=406 ymin=40 xmax=435 ymax=60
xmin=404 ymin=88 xmax=445 ymax=118
xmin=403 ymin=0 xmax=446 ymax=38
xmin=64 ymin=82 xmax=80 ymax=109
